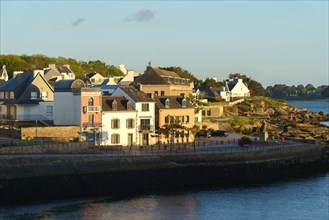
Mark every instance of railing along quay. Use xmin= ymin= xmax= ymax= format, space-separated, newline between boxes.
xmin=0 ymin=138 xmax=315 ymax=158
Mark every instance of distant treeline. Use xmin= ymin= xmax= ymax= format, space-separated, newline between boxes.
xmin=2 ymin=54 xmax=326 ymax=100
xmin=0 ymin=54 xmax=124 ymax=78
xmin=265 ymin=84 xmax=329 ymax=99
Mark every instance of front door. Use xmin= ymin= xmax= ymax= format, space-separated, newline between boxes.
xmin=128 ymin=133 xmax=133 ymax=146
xmin=143 ymin=133 xmax=149 ymax=145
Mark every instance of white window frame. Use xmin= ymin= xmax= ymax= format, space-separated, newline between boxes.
xmin=31 ymin=92 xmax=37 ymax=99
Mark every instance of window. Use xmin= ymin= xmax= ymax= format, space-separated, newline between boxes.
xmin=182 ymin=99 xmax=186 ymax=108
xmin=112 ymin=100 xmax=117 ymax=110
xmin=88 ymin=114 xmax=94 ymax=126
xmin=207 ymin=110 xmax=211 ymax=116
xmin=142 ymin=103 xmax=149 ymax=111
xmin=0 ymin=92 xmax=4 ymax=99
xmin=202 ymin=110 xmax=206 ymax=116
xmin=161 ymin=91 xmax=165 ymax=96
xmin=126 ymin=118 xmax=135 ymax=129
xmin=140 ymin=119 xmax=150 ymax=130
xmin=154 ymin=91 xmax=158 ymax=96
xmin=165 ymin=99 xmax=169 ymax=108
xmin=42 ymin=91 xmax=48 ymax=99
xmin=47 ymin=106 xmax=53 ymax=114
xmin=181 ymin=116 xmax=185 ymax=124
xmin=31 ymin=92 xmax=37 ymax=99
xmin=111 ymin=134 xmax=120 ymax=144
xmin=185 ymin=116 xmax=190 ymax=124
xmin=111 ymin=118 xmax=120 ymax=129
xmin=0 ymin=106 xmax=2 ymax=112
xmin=165 ymin=116 xmax=169 ymax=124
xmin=88 ymin=97 xmax=94 ymax=106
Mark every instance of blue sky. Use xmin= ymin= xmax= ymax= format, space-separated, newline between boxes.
xmin=1 ymin=0 xmax=328 ymax=87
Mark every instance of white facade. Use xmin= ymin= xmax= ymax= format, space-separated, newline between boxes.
xmin=101 ymin=111 xmax=138 ymax=146
xmin=54 ymin=92 xmax=81 ymax=125
xmin=16 ymin=102 xmax=54 ymax=121
xmin=112 ymin=87 xmax=156 ymax=145
xmin=221 ymin=79 xmax=250 ymax=101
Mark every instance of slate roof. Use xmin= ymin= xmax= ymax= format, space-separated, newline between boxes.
xmin=56 ymin=66 xmax=73 ymax=73
xmin=155 ymin=96 xmax=194 ymax=109
xmin=102 ymin=96 xmax=135 ymax=111
xmin=54 ymin=79 xmax=85 ymax=92
xmin=0 ymin=73 xmax=53 ymax=105
xmin=119 ymin=86 xmax=154 ymax=102
xmin=134 ymin=67 xmax=189 ymax=85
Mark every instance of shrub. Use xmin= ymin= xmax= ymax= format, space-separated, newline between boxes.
xmin=238 ymin=136 xmax=252 ymax=146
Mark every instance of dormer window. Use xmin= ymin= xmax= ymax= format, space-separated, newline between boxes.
xmin=42 ymin=91 xmax=48 ymax=99
xmin=112 ymin=100 xmax=117 ymax=110
xmin=165 ymin=99 xmax=169 ymax=108
xmin=31 ymin=92 xmax=37 ymax=100
xmin=182 ymin=98 xmax=186 ymax=108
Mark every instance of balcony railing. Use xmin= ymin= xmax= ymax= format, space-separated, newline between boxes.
xmin=87 ymin=106 xmax=101 ymax=112
xmin=82 ymin=122 xmax=102 ymax=128
xmin=138 ymin=125 xmax=154 ymax=131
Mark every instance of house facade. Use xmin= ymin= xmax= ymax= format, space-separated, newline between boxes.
xmin=0 ymin=72 xmax=54 ymax=121
xmin=101 ymin=96 xmax=138 ymax=146
xmin=86 ymin=72 xmax=105 ymax=85
xmin=221 ymin=78 xmax=250 ymax=101
xmin=44 ymin=64 xmax=75 ymax=81
xmin=134 ymin=65 xmax=194 ymax=98
xmin=155 ymin=96 xmax=195 ymax=144
xmin=112 ymin=86 xmax=156 ymax=145
xmin=54 ymin=79 xmax=102 ymax=142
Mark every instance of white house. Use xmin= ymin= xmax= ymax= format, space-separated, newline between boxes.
xmin=101 ymin=96 xmax=138 ymax=146
xmin=221 ymin=78 xmax=250 ymax=101
xmin=112 ymin=86 xmax=156 ymax=145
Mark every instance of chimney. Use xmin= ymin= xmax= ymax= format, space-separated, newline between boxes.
xmin=118 ymin=64 xmax=127 ymax=75
xmin=13 ymin=71 xmax=23 ymax=79
xmin=146 ymin=61 xmax=152 ymax=70
xmin=49 ymin=64 xmax=56 ymax=69
xmin=64 ymin=64 xmax=70 ymax=69
xmin=33 ymin=70 xmax=44 ymax=78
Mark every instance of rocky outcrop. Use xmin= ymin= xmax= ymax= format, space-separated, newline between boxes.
xmin=234 ymin=98 xmax=329 ymax=144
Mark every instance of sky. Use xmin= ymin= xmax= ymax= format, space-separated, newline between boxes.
xmin=0 ymin=0 xmax=328 ymax=87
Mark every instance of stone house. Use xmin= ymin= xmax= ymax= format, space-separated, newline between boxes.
xmin=155 ymin=96 xmax=195 ymax=144
xmin=134 ymin=64 xmax=194 ymax=98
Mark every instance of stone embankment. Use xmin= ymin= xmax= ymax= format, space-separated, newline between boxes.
xmin=1 ymin=144 xmax=328 ymax=204
xmin=232 ymin=98 xmax=329 ymax=144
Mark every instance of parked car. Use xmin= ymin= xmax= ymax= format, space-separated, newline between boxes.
xmin=195 ymin=130 xmax=212 ymax=138
xmin=211 ymin=130 xmax=229 ymax=137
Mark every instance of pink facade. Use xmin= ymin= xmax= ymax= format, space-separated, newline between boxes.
xmin=80 ymin=90 xmax=102 ymax=128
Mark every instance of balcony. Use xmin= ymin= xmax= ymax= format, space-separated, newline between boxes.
xmin=82 ymin=122 xmax=102 ymax=128
xmin=87 ymin=106 xmax=101 ymax=112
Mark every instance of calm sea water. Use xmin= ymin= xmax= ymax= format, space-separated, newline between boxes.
xmin=1 ymin=173 xmax=328 ymax=220
xmin=1 ymin=100 xmax=328 ymax=219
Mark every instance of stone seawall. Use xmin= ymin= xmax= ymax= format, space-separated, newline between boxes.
xmin=1 ymin=145 xmax=328 ymax=205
